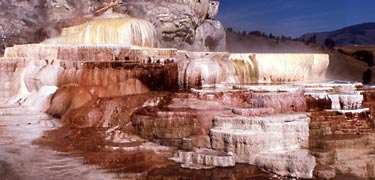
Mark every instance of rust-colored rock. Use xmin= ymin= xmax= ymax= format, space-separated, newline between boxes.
xmin=61 ymin=93 xmax=169 ymax=128
xmin=246 ymin=92 xmax=307 ymax=113
xmin=47 ymin=86 xmax=94 ymax=117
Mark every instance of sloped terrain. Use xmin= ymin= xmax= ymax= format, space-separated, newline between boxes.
xmin=299 ymin=22 xmax=375 ymax=46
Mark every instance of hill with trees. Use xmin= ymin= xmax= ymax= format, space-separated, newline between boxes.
xmin=299 ymin=22 xmax=375 ymax=46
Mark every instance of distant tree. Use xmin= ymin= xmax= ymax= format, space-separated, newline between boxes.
xmin=306 ymin=35 xmax=317 ymax=44
xmin=226 ymin=27 xmax=233 ymax=33
xmin=281 ymin=35 xmax=289 ymax=42
xmin=324 ymin=38 xmax=336 ymax=49
xmin=276 ymin=36 xmax=280 ymax=43
xmin=311 ymin=35 xmax=317 ymax=43
xmin=269 ymin=33 xmax=274 ymax=39
xmin=363 ymin=69 xmax=373 ymax=84
xmin=353 ymin=50 xmax=374 ymax=66
xmin=241 ymin=31 xmax=247 ymax=36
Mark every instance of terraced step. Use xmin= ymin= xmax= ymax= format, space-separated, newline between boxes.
xmin=209 ymin=113 xmax=312 ymax=178
xmin=310 ymin=135 xmax=372 ymax=149
xmin=310 ymin=109 xmax=374 ymax=136
xmin=171 ymin=148 xmax=235 ymax=169
xmin=310 ymin=149 xmax=336 ymax=166
xmin=212 ymin=114 xmax=309 ymax=131
xmin=254 ymin=149 xmax=315 ymax=178
xmin=313 ymin=165 xmax=336 ymax=179
xmin=230 ymin=107 xmax=275 ymax=116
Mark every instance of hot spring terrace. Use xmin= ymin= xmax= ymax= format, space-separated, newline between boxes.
xmin=2 ymin=44 xmax=329 ymax=91
xmin=4 ymin=44 xmax=375 ymax=179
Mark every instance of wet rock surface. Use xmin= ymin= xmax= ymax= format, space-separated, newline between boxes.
xmin=42 ymin=82 xmax=375 ymax=179
xmin=0 ymin=105 xmax=115 ymax=180
xmin=0 ymin=104 xmax=274 ymax=180
xmin=1 ymin=39 xmax=375 ymax=179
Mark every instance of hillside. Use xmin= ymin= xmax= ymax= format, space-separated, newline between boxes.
xmin=226 ymin=31 xmax=375 ymax=84
xmin=226 ymin=31 xmax=321 ymax=53
xmin=299 ymin=22 xmax=375 ymax=46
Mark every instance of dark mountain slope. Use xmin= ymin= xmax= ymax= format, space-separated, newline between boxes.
xmin=299 ymin=22 xmax=375 ymax=46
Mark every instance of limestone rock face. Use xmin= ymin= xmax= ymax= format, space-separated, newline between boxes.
xmin=0 ymin=0 xmax=49 ymax=54
xmin=46 ymin=0 xmax=108 ymax=21
xmin=0 ymin=0 xmax=112 ymax=54
xmin=114 ymin=0 xmax=224 ymax=51
xmin=207 ymin=1 xmax=220 ymax=19
xmin=171 ymin=148 xmax=235 ymax=169
xmin=210 ymin=114 xmax=316 ymax=178
xmin=0 ymin=0 xmax=225 ymax=54
xmin=195 ymin=20 xmax=226 ymax=51
xmin=246 ymin=92 xmax=307 ymax=113
xmin=255 ymin=149 xmax=316 ymax=178
xmin=59 ymin=93 xmax=167 ymax=128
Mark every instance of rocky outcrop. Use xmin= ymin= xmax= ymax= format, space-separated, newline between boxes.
xmin=114 ymin=0 xmax=225 ymax=51
xmin=171 ymin=148 xmax=235 ymax=169
xmin=194 ymin=20 xmax=226 ymax=51
xmin=210 ymin=114 xmax=315 ymax=178
xmin=0 ymin=0 xmax=106 ymax=55
xmin=255 ymin=149 xmax=316 ymax=178
xmin=0 ymin=0 xmax=48 ymax=55
xmin=0 ymin=0 xmax=225 ymax=54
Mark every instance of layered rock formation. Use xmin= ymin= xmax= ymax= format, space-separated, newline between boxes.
xmin=171 ymin=148 xmax=235 ymax=169
xmin=114 ymin=0 xmax=225 ymax=51
xmin=210 ymin=114 xmax=315 ymax=178
xmin=0 ymin=42 xmax=332 ymax=178
xmin=0 ymin=0 xmax=225 ymax=54
xmin=2 ymin=1 xmax=375 ymax=179
xmin=3 ymin=41 xmax=375 ymax=179
xmin=3 ymin=44 xmax=330 ymax=103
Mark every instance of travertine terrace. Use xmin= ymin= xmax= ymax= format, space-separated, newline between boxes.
xmin=2 ymin=41 xmax=375 ymax=179
xmin=2 ymin=1 xmax=375 ymax=180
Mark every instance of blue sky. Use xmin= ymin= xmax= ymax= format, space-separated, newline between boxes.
xmin=216 ymin=0 xmax=375 ymax=37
